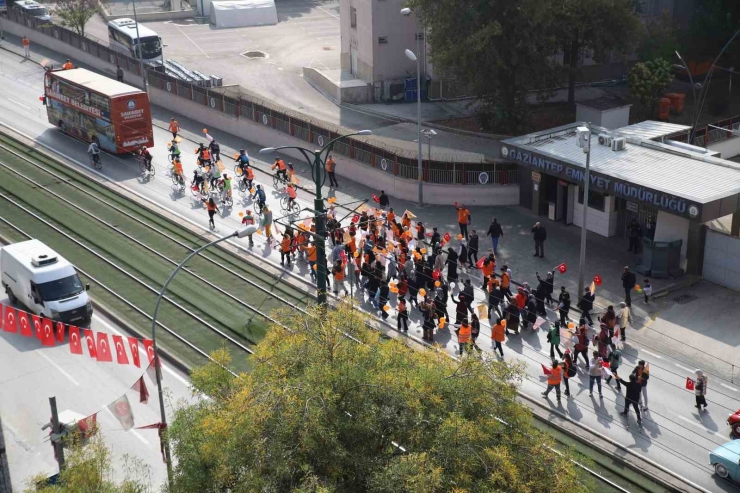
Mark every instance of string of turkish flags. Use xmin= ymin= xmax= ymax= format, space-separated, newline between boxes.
xmin=0 ymin=302 xmax=156 ymax=367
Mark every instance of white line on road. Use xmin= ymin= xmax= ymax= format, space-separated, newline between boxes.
xmin=720 ymin=383 xmax=739 ymax=392
xmin=7 ymin=97 xmax=30 ymax=110
xmin=174 ymin=24 xmax=210 ymax=59
xmin=675 ymin=414 xmax=727 ymax=440
xmin=316 ymin=5 xmax=339 ymax=20
xmin=36 ymin=350 xmax=80 ymax=386
xmin=635 ymin=348 xmax=662 ymax=359
xmin=675 ymin=363 xmax=694 ymax=373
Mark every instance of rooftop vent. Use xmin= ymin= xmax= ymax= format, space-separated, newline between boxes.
xmin=31 ymin=252 xmax=58 ymax=267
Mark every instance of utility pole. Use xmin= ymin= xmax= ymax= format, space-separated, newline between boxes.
xmin=576 ymin=123 xmax=592 ymax=297
xmin=49 ymin=397 xmax=65 ymax=471
xmin=131 ymin=2 xmax=148 ymax=91
xmin=312 ymin=150 xmax=328 ymax=304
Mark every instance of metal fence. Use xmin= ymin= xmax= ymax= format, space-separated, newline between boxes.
xmin=9 ymin=9 xmax=516 ymax=186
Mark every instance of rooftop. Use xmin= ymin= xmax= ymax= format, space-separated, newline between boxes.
xmin=51 ymin=68 xmax=143 ymax=98
xmin=613 ymin=121 xmax=691 ymax=141
xmin=503 ymin=121 xmax=740 ymax=204
xmin=575 ymin=96 xmax=631 ymax=111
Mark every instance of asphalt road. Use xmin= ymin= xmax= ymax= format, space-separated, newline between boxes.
xmin=0 ymin=48 xmax=737 ymax=492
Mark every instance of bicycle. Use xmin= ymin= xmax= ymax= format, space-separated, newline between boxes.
xmin=89 ymin=152 xmax=102 ymax=170
xmin=280 ymin=196 xmax=300 ymax=214
xmin=273 ymin=172 xmax=288 ymax=189
xmin=171 ymin=172 xmax=186 ymax=192
xmin=137 ymin=153 xmax=155 ymax=177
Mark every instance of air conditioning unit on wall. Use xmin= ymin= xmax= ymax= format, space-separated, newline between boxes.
xmin=598 ymin=134 xmax=613 ymax=147
xmin=611 ymin=137 xmax=626 ymax=151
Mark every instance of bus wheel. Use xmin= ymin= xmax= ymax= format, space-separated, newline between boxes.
xmin=59 ymin=121 xmax=66 ymax=133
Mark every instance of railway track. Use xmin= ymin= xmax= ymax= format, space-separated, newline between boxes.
xmin=0 ymin=134 xmax=313 ymax=373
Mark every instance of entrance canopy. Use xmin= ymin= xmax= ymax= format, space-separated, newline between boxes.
xmin=502 ymin=122 xmax=740 ymax=222
xmin=210 ymin=0 xmax=278 ymax=28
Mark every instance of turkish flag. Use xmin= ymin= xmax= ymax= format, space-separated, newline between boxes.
xmin=351 ymin=214 xmax=360 ymax=224
xmin=128 ymin=337 xmax=141 ymax=368
xmin=55 ymin=322 xmax=65 ymax=342
xmin=541 ymin=364 xmax=552 ymax=376
xmin=132 ymin=376 xmax=149 ymax=404
xmin=142 ymin=339 xmax=156 ymax=365
xmin=96 ymin=332 xmax=113 ymax=362
xmin=686 ymin=377 xmax=695 ymax=391
xmin=78 ymin=413 xmax=97 ymax=438
xmin=18 ymin=311 xmax=33 ymax=337
xmin=31 ymin=315 xmax=43 ymax=340
xmin=443 ymin=232 xmax=451 ymax=243
xmin=68 ymin=326 xmax=83 ymax=355
xmin=83 ymin=329 xmax=97 ymax=359
xmin=593 ymin=274 xmax=603 ymax=286
xmin=372 ymin=194 xmax=380 ymax=204
xmin=112 ymin=335 xmax=129 ymax=365
xmin=40 ymin=318 xmax=55 ymax=347
xmin=3 ymin=305 xmax=17 ymax=333
xmin=558 ymin=263 xmax=567 ymax=274
xmin=476 ymin=257 xmax=486 ymax=269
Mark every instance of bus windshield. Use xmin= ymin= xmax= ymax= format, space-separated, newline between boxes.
xmin=38 ymin=274 xmax=84 ymax=302
xmin=135 ymin=36 xmax=161 ymax=59
xmin=26 ymin=6 xmax=48 ymax=16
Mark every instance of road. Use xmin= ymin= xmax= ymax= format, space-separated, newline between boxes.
xmin=0 ymin=295 xmax=196 ymax=490
xmin=0 ymin=47 xmax=737 ymax=492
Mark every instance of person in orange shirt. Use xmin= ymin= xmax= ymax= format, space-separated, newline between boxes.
xmin=168 ymin=118 xmax=180 ymax=141
xmin=271 ymin=157 xmax=287 ymax=183
xmin=280 ymin=233 xmax=292 ymax=267
xmin=456 ymin=317 xmax=472 ymax=355
xmin=300 ymin=243 xmax=317 ymax=279
xmin=286 ymin=183 xmax=297 ymax=209
xmin=492 ymin=318 xmax=506 ymax=357
xmin=332 ymin=259 xmax=344 ymax=294
xmin=542 ymin=360 xmax=563 ymax=401
xmin=386 ymin=208 xmax=395 ymax=225
xmin=22 ymin=36 xmax=31 ymax=58
xmin=500 ymin=265 xmax=512 ymax=301
xmin=203 ymin=197 xmax=219 ymax=230
xmin=481 ymin=253 xmax=496 ymax=290
xmin=172 ymin=158 xmax=184 ymax=186
xmin=401 ymin=213 xmax=411 ymax=230
xmin=456 ymin=204 xmax=471 ymax=240
xmin=62 ymin=59 xmax=73 ymax=70
xmin=325 ymin=154 xmax=339 ymax=187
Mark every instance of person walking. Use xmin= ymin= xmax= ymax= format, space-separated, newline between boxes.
xmin=694 ymin=369 xmax=708 ymax=411
xmin=532 ymin=222 xmax=546 ymax=258
xmin=627 ymin=218 xmax=642 ymax=253
xmin=617 ymin=374 xmax=642 ymax=424
xmin=487 ymin=278 xmax=503 ymax=320
xmin=326 ymin=154 xmax=339 ymax=187
xmin=605 ymin=348 xmax=622 ymax=391
xmin=116 ymin=64 xmax=124 ymax=82
xmin=470 ymin=313 xmax=482 ymax=354
xmin=481 ymin=253 xmax=496 ymax=290
xmin=558 ymin=286 xmax=571 ymax=326
xmin=397 ymin=297 xmax=409 ymax=332
xmin=262 ymin=204 xmax=275 ymax=247
xmin=486 ymin=217 xmax=503 ymax=254
xmin=574 ymin=323 xmax=590 ymax=367
xmin=467 ymin=230 xmax=479 ymax=266
xmin=504 ymin=301 xmax=520 ymax=334
xmin=542 ymin=360 xmax=562 ymax=401
xmin=456 ymin=317 xmax=472 ymax=355
xmin=22 ymin=36 xmax=31 ymax=58
xmin=500 ymin=265 xmax=513 ymax=302
xmin=563 ymin=352 xmax=576 ymax=397
xmin=621 ymin=266 xmax=636 ymax=307
xmin=378 ymin=190 xmax=390 ymax=209
xmin=548 ymin=322 xmax=563 ymax=358
xmin=280 ymin=234 xmax=292 ymax=267
xmin=617 ymin=302 xmax=631 ymax=342
xmin=600 ymin=305 xmax=617 ymax=338
xmin=589 ymin=351 xmax=604 ymax=398
xmin=492 ymin=317 xmax=505 ymax=357
xmin=204 ymin=197 xmax=219 ymax=230
xmin=577 ymin=287 xmax=595 ymax=325
xmin=241 ymin=209 xmax=256 ymax=246
xmin=445 ymin=247 xmax=459 ymax=284
xmin=456 ymin=204 xmax=471 ymax=240
xmin=632 ymin=360 xmax=649 ymax=411
xmin=168 ymin=118 xmax=180 ymax=141
xmin=643 ymin=279 xmax=653 ymax=304
xmin=594 ymin=323 xmax=610 ymax=360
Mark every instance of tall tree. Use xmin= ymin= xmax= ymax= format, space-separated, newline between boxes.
xmin=680 ymin=0 xmax=740 ymax=71
xmin=52 ymin=0 xmax=100 ymax=37
xmin=628 ymin=58 xmax=674 ymax=118
xmin=168 ymin=304 xmax=587 ymax=492
xmin=637 ymin=10 xmax=679 ymax=62
xmin=408 ymin=0 xmax=562 ymax=133
xmin=559 ymin=0 xmax=643 ymax=104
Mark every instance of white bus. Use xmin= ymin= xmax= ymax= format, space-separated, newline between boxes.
xmin=107 ymin=18 xmax=163 ymax=66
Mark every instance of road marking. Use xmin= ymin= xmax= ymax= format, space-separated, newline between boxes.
xmin=720 ymin=383 xmax=739 ymax=392
xmin=675 ymin=363 xmax=694 ymax=373
xmin=636 ymin=348 xmax=662 ymax=359
xmin=102 ymin=405 xmax=150 ymax=446
xmin=174 ymin=24 xmax=210 ymax=59
xmin=316 ymin=5 xmax=339 ymax=20
xmin=8 ymin=97 xmax=30 ymax=110
xmin=675 ymin=414 xmax=727 ymax=440
xmin=94 ymin=316 xmax=191 ymax=387
xmin=36 ymin=350 xmax=80 ymax=386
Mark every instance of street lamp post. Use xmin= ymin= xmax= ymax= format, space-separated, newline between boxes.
xmin=576 ymin=123 xmax=592 ymax=297
xmin=674 ymin=52 xmax=703 ymax=143
xmin=401 ymin=8 xmax=424 ymax=206
xmin=260 ymin=130 xmax=372 ymax=305
xmin=149 ymin=225 xmax=256 ymax=486
xmin=131 ymin=2 xmax=149 ymax=91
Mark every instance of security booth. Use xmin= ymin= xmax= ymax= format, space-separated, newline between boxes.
xmin=501 ymin=121 xmax=740 ymax=275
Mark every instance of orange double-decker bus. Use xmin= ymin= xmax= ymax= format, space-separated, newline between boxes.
xmin=42 ymin=68 xmax=154 ymax=153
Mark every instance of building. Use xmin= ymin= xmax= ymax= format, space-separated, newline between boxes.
xmin=339 ymin=0 xmax=430 ymax=102
xmin=501 ymin=121 xmax=740 ymax=275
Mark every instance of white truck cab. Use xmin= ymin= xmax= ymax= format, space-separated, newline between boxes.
xmin=1 ymin=240 xmax=92 ymax=326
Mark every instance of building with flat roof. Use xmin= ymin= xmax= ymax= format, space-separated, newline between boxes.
xmin=501 ymin=121 xmax=740 ymax=275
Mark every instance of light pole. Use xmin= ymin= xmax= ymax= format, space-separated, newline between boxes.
xmin=260 ymin=130 xmax=372 ymax=305
xmin=150 ymin=225 xmax=256 ymax=486
xmin=674 ymin=52 xmax=703 ymax=143
xmin=131 ymin=3 xmax=149 ymax=91
xmin=422 ymin=128 xmax=436 ymax=161
xmin=401 ymin=8 xmax=424 ymax=206
xmin=575 ymin=123 xmax=592 ymax=298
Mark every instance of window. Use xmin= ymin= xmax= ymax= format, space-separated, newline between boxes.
xmin=350 ymin=7 xmax=357 ymax=28
xmin=378 ymin=36 xmax=388 ymax=44
xmin=578 ymin=186 xmax=606 ymax=211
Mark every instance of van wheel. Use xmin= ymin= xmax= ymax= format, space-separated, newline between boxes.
xmin=59 ymin=121 xmax=66 ymax=133
xmin=715 ymin=463 xmax=729 ymax=478
xmin=732 ymin=423 xmax=740 ymax=439
xmin=6 ymin=288 xmax=17 ymax=305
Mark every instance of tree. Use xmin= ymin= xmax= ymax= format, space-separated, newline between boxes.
xmin=680 ymin=0 xmax=740 ymax=71
xmin=559 ymin=0 xmax=643 ymax=104
xmin=52 ymin=0 xmax=100 ymax=37
xmin=637 ymin=11 xmax=679 ymax=62
xmin=408 ymin=0 xmax=563 ymax=133
xmin=628 ymin=58 xmax=674 ymax=117
xmin=168 ymin=304 xmax=587 ymax=492
xmin=24 ymin=433 xmax=151 ymax=493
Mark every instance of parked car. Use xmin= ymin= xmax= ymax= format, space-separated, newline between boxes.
xmin=13 ymin=0 xmax=51 ymax=21
xmin=730 ymin=408 xmax=740 ymax=439
xmin=710 ymin=439 xmax=740 ymax=481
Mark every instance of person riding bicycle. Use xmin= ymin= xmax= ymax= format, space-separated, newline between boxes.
xmin=286 ymin=162 xmax=296 ymax=184
xmin=271 ymin=157 xmax=288 ymax=183
xmin=169 ymin=141 xmax=181 ymax=161
xmin=197 ymin=143 xmax=212 ymax=167
xmin=208 ymin=138 xmax=221 ymax=163
xmin=87 ymin=140 xmax=100 ymax=165
xmin=251 ymin=184 xmax=266 ymax=210
xmin=241 ymin=209 xmax=256 ymax=246
xmin=241 ymin=164 xmax=255 ymax=191
xmin=173 ymin=158 xmax=185 ymax=185
xmin=234 ymin=149 xmax=250 ymax=174
xmin=193 ymin=168 xmax=206 ymax=194
xmin=222 ymin=174 xmax=233 ymax=202
xmin=140 ymin=145 xmax=153 ymax=173
xmin=285 ymin=183 xmax=297 ymax=210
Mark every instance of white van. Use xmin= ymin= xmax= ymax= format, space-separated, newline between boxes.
xmin=1 ymin=240 xmax=92 ymax=326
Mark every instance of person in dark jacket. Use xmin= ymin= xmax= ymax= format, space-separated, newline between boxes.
xmin=486 ymin=217 xmax=503 ymax=254
xmin=451 ymin=293 xmax=472 ymax=325
xmin=430 ymin=227 xmax=441 ymax=247
xmin=445 ymin=247 xmax=459 ymax=283
xmin=504 ymin=302 xmax=520 ymax=334
xmin=467 ymin=230 xmax=479 ymax=266
xmin=536 ymin=270 xmax=555 ymax=304
xmin=534 ymin=283 xmax=547 ymax=317
xmin=532 ymin=222 xmax=546 ymax=258
xmin=617 ymin=374 xmax=642 ymax=423
xmin=378 ymin=190 xmax=390 ymax=208
xmin=574 ymin=323 xmax=590 ymax=367
xmin=621 ymin=266 xmax=636 ymax=307
xmin=521 ymin=295 xmax=537 ymax=330
xmin=378 ymin=280 xmax=390 ymax=320
xmin=627 ymin=219 xmax=642 ymax=253
xmin=461 ymin=279 xmax=474 ymax=309
xmin=470 ymin=313 xmax=482 ymax=353
xmin=577 ymin=287 xmax=595 ymax=325
xmin=558 ymin=286 xmax=571 ymax=325
xmin=488 ymin=280 xmax=504 ymax=320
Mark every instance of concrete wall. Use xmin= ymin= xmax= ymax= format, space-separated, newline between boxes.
xmin=575 ymin=105 xmax=630 ymax=130
xmin=303 ymin=67 xmax=341 ymax=104
xmin=572 ymin=194 xmax=618 ymax=237
xmin=703 ymin=228 xmax=740 ymax=291
xmin=341 ymin=0 xmax=374 ymax=82
xmin=653 ymin=210 xmax=689 ymax=269
xmin=707 ymin=136 xmax=740 ymax=160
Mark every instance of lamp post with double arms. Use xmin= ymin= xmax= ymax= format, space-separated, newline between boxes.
xmin=260 ymin=130 xmax=372 ymax=305
xmin=401 ymin=7 xmax=424 ymax=206
xmin=150 ymin=225 xmax=257 ymax=486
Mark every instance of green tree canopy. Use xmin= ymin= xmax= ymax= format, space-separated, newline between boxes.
xmin=52 ymin=0 xmax=100 ymax=37
xmin=168 ymin=304 xmax=587 ymax=492
xmin=637 ymin=11 xmax=679 ymax=62
xmin=628 ymin=58 xmax=674 ymax=117
xmin=679 ymin=0 xmax=740 ymax=70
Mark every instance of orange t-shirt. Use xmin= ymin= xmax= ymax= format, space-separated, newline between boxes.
xmin=62 ymin=62 xmax=73 ymax=70
xmin=458 ymin=324 xmax=471 ymax=343
xmin=387 ymin=211 xmax=396 ymax=223
xmin=168 ymin=120 xmax=179 ymax=132
xmin=492 ymin=323 xmax=505 ymax=342
xmin=482 ymin=260 xmax=495 ymax=277
xmin=22 ymin=38 xmax=30 ymax=47
xmin=281 ymin=237 xmax=291 ymax=253
xmin=457 ymin=208 xmax=470 ymax=224
xmin=326 ymin=158 xmax=335 ymax=172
